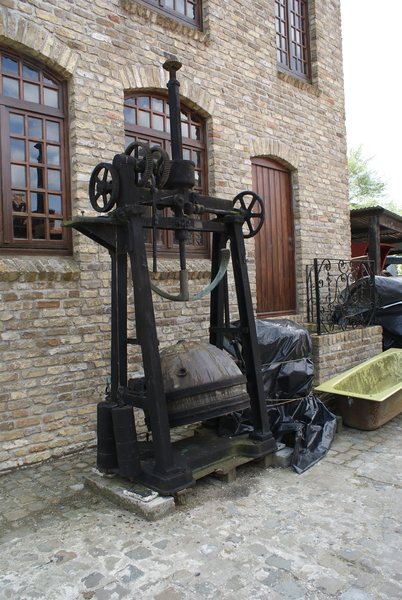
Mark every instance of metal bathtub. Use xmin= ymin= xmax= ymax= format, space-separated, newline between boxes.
xmin=315 ymin=348 xmax=402 ymax=430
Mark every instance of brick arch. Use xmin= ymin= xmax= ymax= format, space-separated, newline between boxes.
xmin=0 ymin=9 xmax=79 ymax=76
xmin=250 ymin=138 xmax=299 ymax=171
xmin=120 ymin=65 xmax=215 ymax=118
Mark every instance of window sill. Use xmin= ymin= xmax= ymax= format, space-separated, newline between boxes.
xmin=0 ymin=256 xmax=80 ymax=283
xmin=122 ymin=0 xmax=209 ymax=42
xmin=277 ymin=69 xmax=321 ymax=97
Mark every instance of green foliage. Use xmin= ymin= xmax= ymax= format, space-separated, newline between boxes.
xmin=348 ymin=145 xmax=388 ymax=209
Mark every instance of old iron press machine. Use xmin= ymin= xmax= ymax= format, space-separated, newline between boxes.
xmin=63 ymin=60 xmax=277 ymax=494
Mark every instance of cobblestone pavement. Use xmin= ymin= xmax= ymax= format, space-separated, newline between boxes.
xmin=1 ymin=414 xmax=402 ymax=600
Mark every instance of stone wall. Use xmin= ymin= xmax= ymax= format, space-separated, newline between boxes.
xmin=0 ymin=0 xmax=351 ymax=470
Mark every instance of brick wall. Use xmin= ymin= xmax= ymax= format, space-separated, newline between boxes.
xmin=0 ymin=0 xmax=351 ymax=470
xmin=310 ymin=326 xmax=384 ymax=387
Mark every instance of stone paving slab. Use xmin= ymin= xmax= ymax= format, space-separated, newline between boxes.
xmin=1 ymin=413 xmax=402 ymax=600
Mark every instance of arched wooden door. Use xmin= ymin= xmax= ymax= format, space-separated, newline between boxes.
xmin=252 ymin=157 xmax=296 ymax=316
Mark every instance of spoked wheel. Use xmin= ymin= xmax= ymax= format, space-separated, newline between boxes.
xmin=233 ymin=191 xmax=265 ymax=238
xmin=150 ymin=145 xmax=171 ymax=189
xmin=89 ymin=163 xmax=119 ymax=213
xmin=124 ymin=141 xmax=154 ymax=187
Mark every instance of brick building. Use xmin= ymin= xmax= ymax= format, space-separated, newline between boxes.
xmin=0 ymin=0 xmax=372 ymax=471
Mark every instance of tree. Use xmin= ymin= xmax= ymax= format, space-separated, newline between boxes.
xmin=348 ymin=145 xmax=389 ymax=209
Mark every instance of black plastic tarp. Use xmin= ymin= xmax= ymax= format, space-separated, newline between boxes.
xmin=373 ymin=276 xmax=402 ymax=348
xmin=219 ymin=319 xmax=336 ymax=473
xmin=267 ymin=394 xmax=337 ymax=474
xmin=256 ymin=319 xmax=314 ymax=400
xmin=342 ymin=276 xmax=402 ymax=348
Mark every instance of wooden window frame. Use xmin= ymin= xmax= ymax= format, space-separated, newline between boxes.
xmin=124 ymin=92 xmax=209 ymax=258
xmin=0 ymin=47 xmax=71 ymax=256
xmin=138 ymin=0 xmax=202 ymax=28
xmin=275 ymin=0 xmax=311 ymax=82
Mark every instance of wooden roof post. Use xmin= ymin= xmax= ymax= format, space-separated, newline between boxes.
xmin=368 ymin=215 xmax=381 ymax=275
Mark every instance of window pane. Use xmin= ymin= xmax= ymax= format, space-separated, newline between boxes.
xmin=2 ymin=56 xmax=18 ymax=75
xmin=138 ymin=97 xmax=150 ymax=108
xmin=10 ymin=113 xmax=25 ymax=136
xmin=49 ymin=194 xmax=62 ymax=214
xmin=176 ymin=0 xmax=185 ymax=13
xmin=31 ymin=192 xmax=45 ymax=213
xmin=10 ymin=138 xmax=26 ymax=161
xmin=139 ymin=111 xmax=150 ymax=127
xmin=152 ymin=98 xmax=164 ymax=112
xmin=43 ymin=88 xmax=59 ymax=108
xmin=194 ymin=150 xmax=201 ymax=168
xmin=124 ymin=106 xmax=136 ymax=125
xmin=32 ymin=218 xmax=46 ymax=239
xmin=46 ymin=121 xmax=60 ymax=142
xmin=11 ymin=164 xmax=26 ymax=187
xmin=47 ymin=145 xmax=61 ymax=166
xmin=153 ymin=114 xmax=164 ymax=131
xmin=43 ymin=75 xmax=56 ymax=86
xmin=2 ymin=76 xmax=19 ymax=99
xmin=181 ymin=122 xmax=189 ymax=137
xmin=48 ymin=169 xmax=61 ymax=191
xmin=12 ymin=191 xmax=27 ymax=212
xmin=13 ymin=217 xmax=27 ymax=239
xmin=23 ymin=82 xmax=40 ymax=103
xmin=187 ymin=1 xmax=195 ymax=18
xmin=29 ymin=142 xmax=43 ymax=163
xmin=30 ymin=167 xmax=44 ymax=189
xmin=28 ymin=117 xmax=43 ymax=138
xmin=183 ymin=149 xmax=191 ymax=160
xmin=190 ymin=125 xmax=201 ymax=140
xmin=125 ymin=135 xmax=135 ymax=148
xmin=125 ymin=98 xmax=135 ymax=106
xmin=22 ymin=65 xmax=39 ymax=81
xmin=50 ymin=220 xmax=63 ymax=240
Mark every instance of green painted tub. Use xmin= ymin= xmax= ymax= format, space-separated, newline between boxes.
xmin=315 ymin=348 xmax=402 ymax=430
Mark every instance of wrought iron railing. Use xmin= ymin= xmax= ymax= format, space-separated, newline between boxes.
xmin=306 ymin=258 xmax=376 ymax=334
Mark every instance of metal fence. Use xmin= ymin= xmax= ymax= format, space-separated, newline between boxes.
xmin=306 ymin=258 xmax=376 ymax=335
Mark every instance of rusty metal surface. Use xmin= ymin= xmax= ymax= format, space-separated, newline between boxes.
xmin=337 ymin=393 xmax=402 ymax=430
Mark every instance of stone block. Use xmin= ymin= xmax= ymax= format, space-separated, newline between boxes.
xmin=272 ymin=447 xmax=294 ymax=469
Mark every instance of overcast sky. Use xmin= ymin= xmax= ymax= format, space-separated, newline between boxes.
xmin=340 ymin=0 xmax=402 ymax=206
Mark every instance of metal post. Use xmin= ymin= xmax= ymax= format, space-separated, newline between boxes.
xmin=110 ymin=252 xmax=119 ymax=402
xmin=229 ymin=222 xmax=275 ymax=446
xmin=127 ymin=208 xmax=180 ymax=477
xmin=314 ymin=258 xmax=321 ymax=335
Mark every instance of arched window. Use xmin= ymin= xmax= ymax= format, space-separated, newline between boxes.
xmin=124 ymin=92 xmax=209 ymax=256
xmin=0 ymin=47 xmax=70 ymax=255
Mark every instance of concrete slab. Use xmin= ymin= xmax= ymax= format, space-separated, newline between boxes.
xmin=84 ymin=472 xmax=175 ymax=521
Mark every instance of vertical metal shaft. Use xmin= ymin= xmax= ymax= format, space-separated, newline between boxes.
xmin=110 ymin=252 xmax=119 ymax=403
xmin=163 ymin=59 xmax=183 ymax=161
